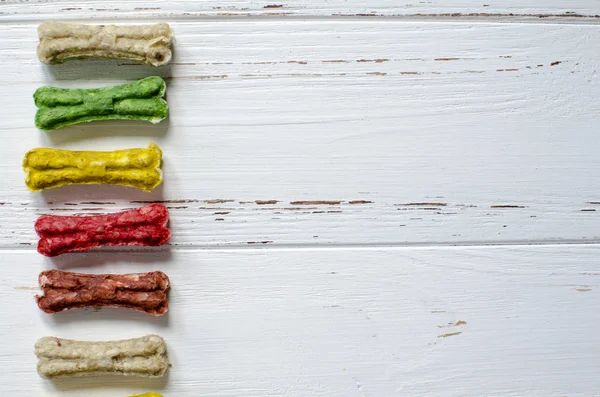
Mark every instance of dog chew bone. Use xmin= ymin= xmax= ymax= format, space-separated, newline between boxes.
xmin=37 ymin=22 xmax=173 ymax=66
xmin=34 ymin=76 xmax=168 ymax=131
xmin=35 ymin=203 xmax=170 ymax=256
xmin=35 ymin=334 xmax=169 ymax=379
xmin=130 ymin=394 xmax=164 ymax=397
xmin=23 ymin=142 xmax=163 ymax=192
xmin=36 ymin=270 xmax=170 ymax=315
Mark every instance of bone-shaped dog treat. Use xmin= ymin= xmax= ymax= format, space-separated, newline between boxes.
xmin=35 ymin=204 xmax=170 ymax=256
xmin=38 ymin=22 xmax=174 ymax=66
xmin=36 ymin=270 xmax=170 ymax=315
xmin=35 ymin=334 xmax=169 ymax=379
xmin=34 ymin=76 xmax=168 ymax=131
xmin=23 ymin=142 xmax=163 ymax=192
xmin=130 ymin=394 xmax=163 ymax=397
xmin=130 ymin=394 xmax=164 ymax=397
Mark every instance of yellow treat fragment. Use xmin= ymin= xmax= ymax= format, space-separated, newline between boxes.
xmin=129 ymin=394 xmax=164 ymax=397
xmin=23 ymin=142 xmax=163 ymax=192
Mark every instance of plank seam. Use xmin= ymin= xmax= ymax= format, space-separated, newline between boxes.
xmin=3 ymin=14 xmax=600 ymax=25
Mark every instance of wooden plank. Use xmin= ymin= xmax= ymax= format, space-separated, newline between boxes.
xmin=2 ymin=0 xmax=600 ymax=21
xmin=0 ymin=21 xmax=598 ymax=247
xmin=3 ymin=245 xmax=600 ymax=396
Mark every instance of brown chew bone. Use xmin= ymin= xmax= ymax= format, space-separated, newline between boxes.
xmin=36 ymin=270 xmax=170 ymax=316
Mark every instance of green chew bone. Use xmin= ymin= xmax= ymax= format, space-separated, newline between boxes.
xmin=34 ymin=76 xmax=169 ymax=131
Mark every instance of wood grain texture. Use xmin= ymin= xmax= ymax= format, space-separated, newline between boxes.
xmin=4 ymin=246 xmax=600 ymax=396
xmin=0 ymin=21 xmax=598 ymax=247
xmin=2 ymin=0 xmax=600 ymax=21
xmin=1 ymin=4 xmax=599 ymax=396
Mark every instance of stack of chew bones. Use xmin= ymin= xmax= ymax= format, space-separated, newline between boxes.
xmin=24 ymin=21 xmax=175 ymax=396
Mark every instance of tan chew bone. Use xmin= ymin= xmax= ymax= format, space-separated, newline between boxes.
xmin=37 ymin=22 xmax=174 ymax=66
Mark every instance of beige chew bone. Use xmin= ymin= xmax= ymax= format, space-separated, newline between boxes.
xmin=37 ymin=22 xmax=174 ymax=66
xmin=35 ymin=334 xmax=169 ymax=379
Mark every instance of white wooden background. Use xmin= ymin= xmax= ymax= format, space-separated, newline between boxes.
xmin=2 ymin=1 xmax=600 ymax=396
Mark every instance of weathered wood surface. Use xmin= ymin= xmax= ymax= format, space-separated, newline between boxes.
xmin=1 ymin=2 xmax=599 ymax=397
xmin=4 ymin=246 xmax=600 ymax=396
xmin=1 ymin=20 xmax=599 ymax=247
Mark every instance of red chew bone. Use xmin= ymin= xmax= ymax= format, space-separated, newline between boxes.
xmin=35 ymin=203 xmax=170 ymax=256
xmin=36 ymin=270 xmax=170 ymax=315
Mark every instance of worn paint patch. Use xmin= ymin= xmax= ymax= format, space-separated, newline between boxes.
xmin=409 ymin=12 xmax=600 ymax=19
xmin=491 ymin=205 xmax=525 ymax=208
xmin=438 ymin=331 xmax=462 ymax=338
xmin=397 ymin=202 xmax=447 ymax=207
xmin=240 ymin=72 xmax=347 ymax=78
xmin=438 ymin=320 xmax=467 ymax=328
xmin=357 ymin=59 xmax=389 ymax=63
xmin=290 ymin=200 xmax=343 ymax=205
xmin=255 ymin=200 xmax=279 ymax=205
xmin=205 ymin=199 xmax=235 ymax=204
xmin=132 ymin=199 xmax=199 ymax=204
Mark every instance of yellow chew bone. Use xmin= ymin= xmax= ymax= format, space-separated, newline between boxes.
xmin=129 ymin=394 xmax=164 ymax=397
xmin=23 ymin=142 xmax=163 ymax=192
